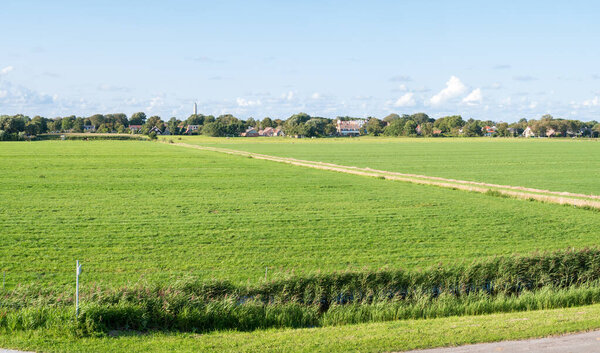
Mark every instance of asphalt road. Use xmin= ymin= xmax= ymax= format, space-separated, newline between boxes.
xmin=404 ymin=330 xmax=600 ymax=353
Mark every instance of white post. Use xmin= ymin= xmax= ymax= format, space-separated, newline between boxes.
xmin=75 ymin=260 xmax=82 ymax=317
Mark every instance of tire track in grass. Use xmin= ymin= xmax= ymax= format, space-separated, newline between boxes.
xmin=166 ymin=142 xmax=600 ymax=210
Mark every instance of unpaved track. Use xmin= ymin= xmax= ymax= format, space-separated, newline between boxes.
xmin=401 ymin=330 xmax=600 ymax=352
xmin=167 ymin=142 xmax=600 ymax=210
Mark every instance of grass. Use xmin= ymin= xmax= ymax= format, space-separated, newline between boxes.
xmin=175 ymin=136 xmax=600 ymax=195
xmin=3 ymin=303 xmax=600 ymax=352
xmin=2 ymin=140 xmax=600 ymax=287
xmin=3 ymin=138 xmax=600 ymax=351
xmin=4 ymin=248 xmax=600 ymax=335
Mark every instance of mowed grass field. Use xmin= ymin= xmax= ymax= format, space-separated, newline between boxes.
xmin=1 ymin=139 xmax=600 ymax=288
xmin=177 ymin=136 xmax=600 ymax=195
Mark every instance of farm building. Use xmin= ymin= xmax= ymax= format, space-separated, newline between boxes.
xmin=546 ymin=128 xmax=557 ymax=137
xmin=483 ymin=126 xmax=497 ymax=136
xmin=259 ymin=127 xmax=275 ymax=136
xmin=259 ymin=127 xmax=285 ymax=137
xmin=83 ymin=125 xmax=95 ymax=132
xmin=185 ymin=125 xmax=200 ymax=134
xmin=241 ymin=127 xmax=259 ymax=137
xmin=149 ymin=126 xmax=163 ymax=134
xmin=336 ymin=119 xmax=366 ymax=136
xmin=129 ymin=125 xmax=143 ymax=133
xmin=523 ymin=126 xmax=535 ymax=138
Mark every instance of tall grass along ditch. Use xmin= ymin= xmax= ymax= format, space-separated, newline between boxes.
xmin=2 ymin=248 xmax=600 ymax=335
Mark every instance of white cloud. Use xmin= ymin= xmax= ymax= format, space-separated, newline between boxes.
xmin=146 ymin=96 xmax=165 ymax=112
xmin=0 ymin=90 xmax=6 ymax=98
xmin=236 ymin=97 xmax=262 ymax=107
xmin=429 ymin=76 xmax=467 ymax=106
xmin=462 ymin=88 xmax=482 ymax=105
xmin=0 ymin=66 xmax=14 ymax=75
xmin=393 ymin=92 xmax=416 ymax=107
xmin=528 ymin=101 xmax=538 ymax=109
xmin=311 ymin=92 xmax=321 ymax=99
xmin=281 ymin=91 xmax=294 ymax=101
xmin=583 ymin=96 xmax=599 ymax=107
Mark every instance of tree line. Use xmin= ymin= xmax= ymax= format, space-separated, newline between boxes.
xmin=1 ymin=111 xmax=599 ymax=140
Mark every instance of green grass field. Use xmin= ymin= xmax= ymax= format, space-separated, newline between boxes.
xmin=2 ymin=138 xmax=600 ymax=352
xmin=175 ymin=136 xmax=600 ymax=195
xmin=1 ymin=139 xmax=600 ymax=287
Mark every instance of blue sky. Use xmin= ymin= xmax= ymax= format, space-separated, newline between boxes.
xmin=1 ymin=0 xmax=599 ymax=122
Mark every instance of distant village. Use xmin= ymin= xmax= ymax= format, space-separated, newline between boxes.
xmin=1 ymin=110 xmax=599 ymax=141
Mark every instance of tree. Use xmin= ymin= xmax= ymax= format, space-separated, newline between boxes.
xmin=31 ymin=116 xmax=47 ymax=134
xmin=420 ymin=122 xmax=434 ymax=137
xmin=47 ymin=118 xmax=62 ymax=132
xmin=129 ymin=112 xmax=146 ymax=125
xmin=283 ymin=113 xmax=312 ymax=136
xmin=383 ymin=113 xmax=400 ymax=124
xmin=106 ymin=113 xmax=129 ymax=127
xmin=462 ymin=120 xmax=483 ymax=137
xmin=72 ymin=117 xmax=85 ymax=133
xmin=434 ymin=115 xmax=464 ymax=134
xmin=383 ymin=119 xmax=405 ymax=136
xmin=24 ymin=121 xmax=39 ymax=135
xmin=592 ymin=123 xmax=600 ymax=138
xmin=202 ymin=122 xmax=224 ymax=137
xmin=0 ymin=115 xmax=27 ymax=133
xmin=409 ymin=113 xmax=434 ymax=124
xmin=304 ymin=118 xmax=330 ymax=137
xmin=496 ymin=122 xmax=509 ymax=137
xmin=186 ymin=114 xmax=205 ymax=125
xmin=168 ymin=117 xmax=182 ymax=135
xmin=403 ymin=120 xmax=418 ymax=136
xmin=261 ymin=117 xmax=274 ymax=129
xmin=61 ymin=116 xmax=76 ymax=131
xmin=88 ymin=114 xmax=105 ymax=128
xmin=245 ymin=117 xmax=257 ymax=128
xmin=365 ymin=118 xmax=384 ymax=136
xmin=145 ymin=116 xmax=164 ymax=131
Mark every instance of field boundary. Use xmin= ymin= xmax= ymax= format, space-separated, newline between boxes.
xmin=166 ymin=142 xmax=600 ymax=210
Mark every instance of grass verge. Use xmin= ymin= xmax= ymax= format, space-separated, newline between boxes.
xmin=2 ymin=304 xmax=600 ymax=352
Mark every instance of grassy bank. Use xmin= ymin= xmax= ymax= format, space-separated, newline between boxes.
xmin=3 ymin=304 xmax=600 ymax=353
xmin=3 ymin=249 xmax=600 ymax=335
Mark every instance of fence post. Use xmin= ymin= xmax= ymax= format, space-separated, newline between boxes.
xmin=75 ymin=260 xmax=83 ymax=317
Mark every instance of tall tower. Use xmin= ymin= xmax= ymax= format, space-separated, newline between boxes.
xmin=194 ymin=102 xmax=198 ymax=116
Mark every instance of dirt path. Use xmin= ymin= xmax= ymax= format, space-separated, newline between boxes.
xmin=167 ymin=142 xmax=600 ymax=210
xmin=401 ymin=330 xmax=600 ymax=352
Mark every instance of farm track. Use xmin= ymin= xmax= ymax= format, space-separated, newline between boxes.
xmin=168 ymin=142 xmax=600 ymax=210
